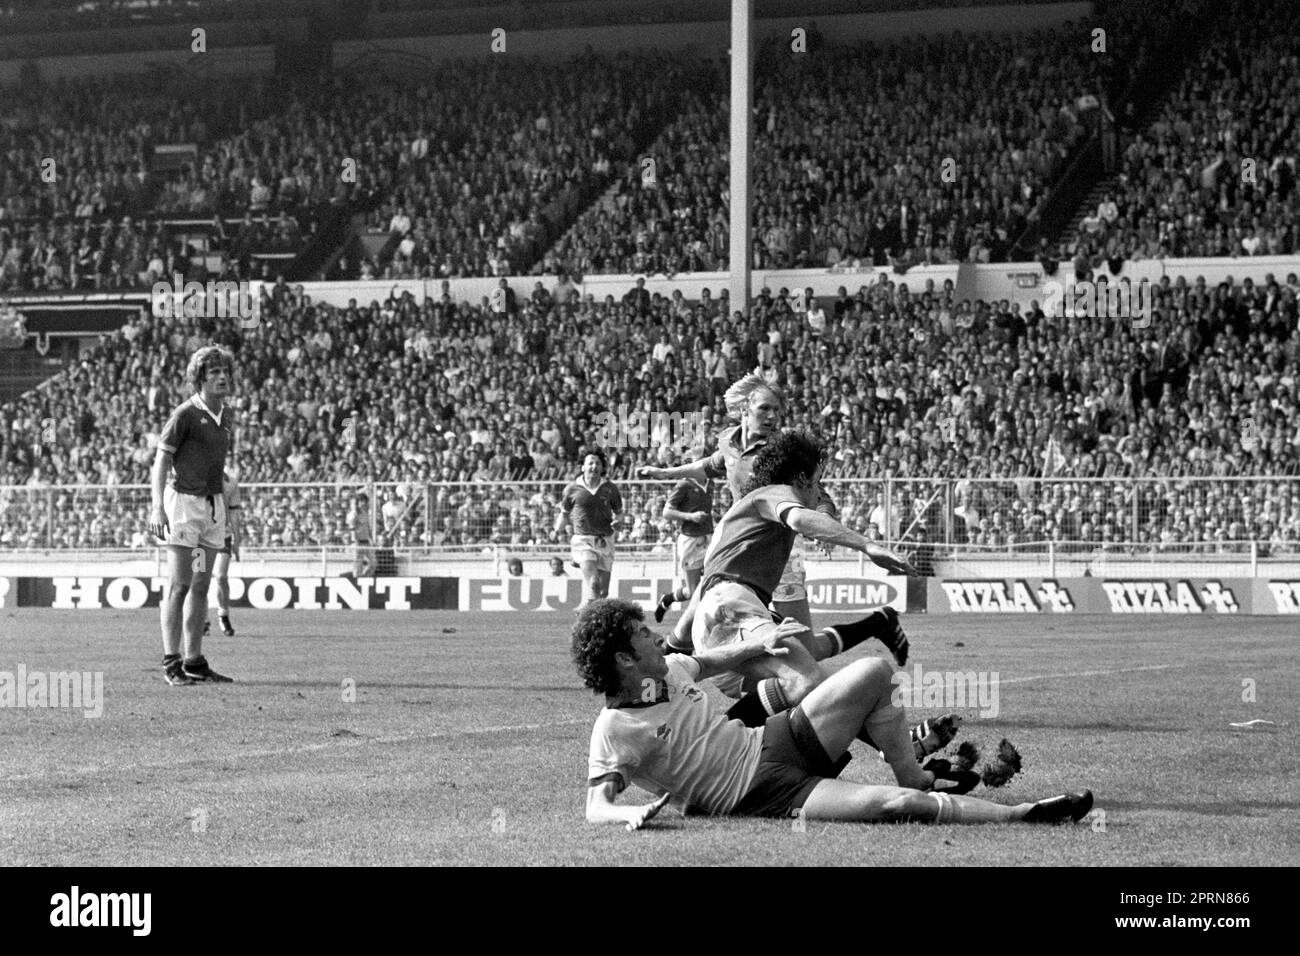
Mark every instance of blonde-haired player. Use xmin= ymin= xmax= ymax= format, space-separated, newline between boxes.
xmin=147 ymin=345 xmax=239 ymax=684
xmin=639 ymin=372 xmax=905 ymax=663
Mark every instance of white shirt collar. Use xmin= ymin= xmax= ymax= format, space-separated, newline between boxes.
xmin=192 ymin=393 xmax=225 ymax=426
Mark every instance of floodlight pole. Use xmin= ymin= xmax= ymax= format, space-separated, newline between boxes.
xmin=728 ymin=0 xmax=753 ymax=317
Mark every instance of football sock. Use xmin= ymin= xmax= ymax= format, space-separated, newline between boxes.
xmin=929 ymin=793 xmax=1019 ymax=824
xmin=162 ymin=653 xmax=181 ymax=667
xmin=822 ymin=609 xmax=891 ymax=655
xmin=757 ymin=678 xmax=789 ymax=717
xmin=724 ymin=679 xmax=790 ymax=726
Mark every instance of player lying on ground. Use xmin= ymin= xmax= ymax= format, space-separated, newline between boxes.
xmin=576 ymin=599 xmax=1093 ymax=828
xmin=685 ymin=431 xmax=917 ymax=727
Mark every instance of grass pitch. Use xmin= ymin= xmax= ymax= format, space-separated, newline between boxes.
xmin=1 ymin=608 xmax=1297 ymax=866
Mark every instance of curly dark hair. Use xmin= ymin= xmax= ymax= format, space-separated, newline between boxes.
xmin=747 ymin=431 xmax=824 ymax=492
xmin=571 ymin=598 xmax=644 ymax=695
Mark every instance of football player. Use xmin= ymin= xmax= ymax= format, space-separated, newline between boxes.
xmin=555 ymin=451 xmax=623 ymax=608
xmin=576 ymin=598 xmax=1094 ymax=828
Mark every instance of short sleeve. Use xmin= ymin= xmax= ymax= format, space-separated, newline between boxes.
xmin=587 ymin=714 xmax=644 ymax=790
xmin=703 ymin=448 xmax=727 ymax=480
xmin=814 ymin=484 xmax=839 ymax=518
xmin=667 ymin=482 xmax=690 ymax=510
xmin=158 ymin=407 xmax=186 ymax=454
xmin=665 ymin=653 xmax=702 ymax=685
xmin=752 ymin=486 xmax=804 ymax=527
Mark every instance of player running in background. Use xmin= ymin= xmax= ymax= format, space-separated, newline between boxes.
xmin=640 ymin=373 xmax=907 ymax=668
xmin=555 ymin=451 xmax=623 ymax=608
xmin=654 ymin=462 xmax=713 ymax=624
xmin=205 ymin=469 xmax=240 ymax=638
xmin=147 ymin=345 xmax=239 ymax=684
xmin=575 ymin=599 xmax=1093 ymax=828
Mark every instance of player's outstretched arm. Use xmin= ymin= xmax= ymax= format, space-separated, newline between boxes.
xmin=691 ymin=618 xmax=804 ymax=681
xmin=638 ymin=459 xmax=710 ymax=483
xmin=586 ymin=779 xmax=671 ymax=830
xmin=786 ymin=508 xmax=917 ymax=575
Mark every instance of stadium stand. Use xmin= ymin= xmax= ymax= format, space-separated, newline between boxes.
xmin=2 ymin=0 xmax=1299 ymax=556
xmin=1064 ymin=0 xmax=1300 ymax=267
xmin=3 ymin=268 xmax=1298 ymax=552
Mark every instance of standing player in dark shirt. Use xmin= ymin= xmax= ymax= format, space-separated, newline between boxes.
xmin=554 ymin=452 xmax=623 ymax=608
xmin=653 ymin=469 xmax=714 ymax=623
xmin=691 ymin=432 xmax=917 ymax=725
xmin=641 ymin=374 xmax=900 ymax=666
xmin=147 ymin=346 xmax=239 ymax=685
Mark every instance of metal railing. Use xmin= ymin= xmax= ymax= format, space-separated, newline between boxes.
xmin=2 ymin=477 xmax=1299 ymax=557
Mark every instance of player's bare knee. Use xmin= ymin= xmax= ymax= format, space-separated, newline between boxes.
xmin=846 ymin=657 xmax=894 ymax=698
xmin=166 ymin=578 xmax=193 ymax=596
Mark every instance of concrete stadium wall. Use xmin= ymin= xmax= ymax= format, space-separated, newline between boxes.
xmin=287 ymin=254 xmax=1300 ymax=311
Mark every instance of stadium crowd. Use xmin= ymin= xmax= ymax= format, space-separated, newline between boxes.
xmin=1069 ymin=0 xmax=1300 ymax=266
xmin=2 ymin=267 xmax=1299 ymax=553
xmin=0 ymin=72 xmax=322 ymax=293
xmin=545 ymin=28 xmax=1106 ymax=276
xmin=4 ymin=0 xmax=1300 ymax=554
xmin=3 ymin=0 xmax=1272 ymax=298
xmin=354 ymin=52 xmax=695 ymax=281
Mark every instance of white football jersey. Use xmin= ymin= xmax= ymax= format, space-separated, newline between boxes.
xmin=587 ymin=655 xmax=762 ymax=814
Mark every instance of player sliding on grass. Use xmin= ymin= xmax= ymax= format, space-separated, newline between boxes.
xmin=576 ymin=599 xmax=1093 ymax=828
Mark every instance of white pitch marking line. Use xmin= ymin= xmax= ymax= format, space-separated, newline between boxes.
xmin=997 ymin=663 xmax=1182 ymax=685
xmin=2 ymin=665 xmax=1196 ymax=783
xmin=4 ymin=718 xmax=591 ymax=783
